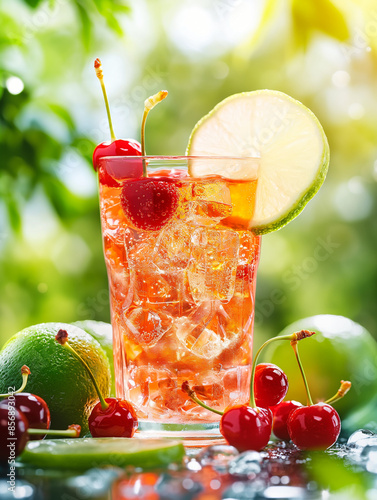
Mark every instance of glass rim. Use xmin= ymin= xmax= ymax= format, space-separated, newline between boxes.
xmin=99 ymin=155 xmax=260 ymax=161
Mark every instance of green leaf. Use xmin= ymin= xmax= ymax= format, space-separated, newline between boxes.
xmin=0 ymin=12 xmax=24 ymax=47
xmin=291 ymin=0 xmax=350 ymax=46
xmin=23 ymin=0 xmax=44 ymax=8
xmin=75 ymin=1 xmax=92 ymax=50
xmin=91 ymin=0 xmax=126 ymax=35
xmin=4 ymin=192 xmax=22 ymax=233
xmin=47 ymin=103 xmax=76 ymax=131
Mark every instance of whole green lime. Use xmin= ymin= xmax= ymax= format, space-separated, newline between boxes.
xmin=262 ymin=315 xmax=377 ymax=418
xmin=0 ymin=323 xmax=111 ymax=435
xmin=73 ymin=320 xmax=115 ymax=396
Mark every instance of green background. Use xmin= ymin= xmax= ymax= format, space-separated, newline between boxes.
xmin=1 ymin=0 xmax=376 ymax=349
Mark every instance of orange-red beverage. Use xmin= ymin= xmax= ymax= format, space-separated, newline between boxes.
xmin=98 ymin=156 xmax=260 ymax=440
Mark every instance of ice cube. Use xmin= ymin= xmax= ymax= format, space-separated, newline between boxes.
xmin=196 ymin=445 xmax=239 ymax=472
xmin=125 ymin=226 xmax=186 ymax=304
xmin=122 ymin=307 xmax=173 ymax=347
xmin=347 ymin=429 xmax=376 ymax=448
xmin=190 ymin=179 xmax=232 ymax=226
xmin=175 ymin=301 xmax=244 ymax=359
xmin=192 ymin=382 xmax=224 ymax=401
xmin=175 ymin=301 xmax=225 ymax=359
xmin=188 ymin=228 xmax=239 ymax=304
xmin=102 ymin=198 xmax=126 ymax=245
xmin=228 ymin=451 xmax=263 ymax=477
xmin=348 ymin=436 xmax=377 ymax=452
xmin=152 ymin=221 xmax=192 ymax=271
xmin=125 ymin=229 xmax=178 ymax=304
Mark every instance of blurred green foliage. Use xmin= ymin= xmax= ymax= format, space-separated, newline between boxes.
xmin=1 ymin=0 xmax=377 ymax=350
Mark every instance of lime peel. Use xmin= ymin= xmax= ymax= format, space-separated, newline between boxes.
xmin=20 ymin=437 xmax=185 ymax=470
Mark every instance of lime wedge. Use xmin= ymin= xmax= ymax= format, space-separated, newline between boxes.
xmin=187 ymin=90 xmax=329 ymax=234
xmin=20 ymin=438 xmax=185 ymax=470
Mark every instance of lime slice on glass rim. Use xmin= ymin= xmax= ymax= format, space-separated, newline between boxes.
xmin=20 ymin=438 xmax=185 ymax=470
xmin=187 ymin=90 xmax=329 ymax=234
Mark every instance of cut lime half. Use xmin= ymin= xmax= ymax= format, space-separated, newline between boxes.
xmin=20 ymin=437 xmax=185 ymax=470
xmin=187 ymin=90 xmax=329 ymax=234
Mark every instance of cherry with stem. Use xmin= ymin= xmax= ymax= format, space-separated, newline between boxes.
xmin=0 ymin=401 xmax=80 ymax=462
xmin=55 ymin=329 xmax=138 ymax=438
xmin=183 ymin=330 xmax=315 ymax=452
xmin=0 ymin=365 xmax=31 ymax=397
xmin=93 ymin=58 xmax=142 ymax=185
xmin=287 ymin=338 xmax=342 ymax=450
xmin=272 ymin=380 xmax=351 ymax=441
xmin=254 ymin=363 xmax=288 ymax=408
xmin=0 ymin=366 xmax=51 ymax=439
xmin=140 ymin=90 xmax=168 ymax=176
xmin=120 ymin=91 xmax=180 ymax=231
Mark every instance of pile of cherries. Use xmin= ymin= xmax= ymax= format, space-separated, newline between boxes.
xmin=0 ymin=366 xmax=80 ymax=462
xmin=183 ymin=330 xmax=350 ymax=452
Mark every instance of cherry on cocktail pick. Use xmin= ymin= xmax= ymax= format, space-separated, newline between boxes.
xmin=120 ymin=176 xmax=179 ymax=231
xmin=92 ymin=58 xmax=142 ymax=186
xmin=55 ymin=329 xmax=138 ymax=438
xmin=119 ymin=90 xmax=180 ymax=231
xmin=183 ymin=330 xmax=315 ymax=452
xmin=286 ymin=337 xmax=347 ymax=450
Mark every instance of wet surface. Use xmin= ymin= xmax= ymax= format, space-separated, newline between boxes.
xmin=3 ymin=432 xmax=377 ymax=499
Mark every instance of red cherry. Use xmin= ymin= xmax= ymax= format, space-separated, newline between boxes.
xmin=220 ymin=404 xmax=272 ymax=452
xmin=271 ymin=400 xmax=303 ymax=441
xmin=254 ymin=363 xmax=289 ymax=408
xmin=55 ymin=329 xmax=139 ymax=440
xmin=1 ymin=393 xmax=50 ymax=441
xmin=120 ymin=177 xmax=180 ymax=231
xmin=92 ymin=59 xmax=142 ymax=187
xmin=88 ymin=397 xmax=138 ymax=438
xmin=93 ymin=139 xmax=142 ymax=187
xmin=287 ymin=403 xmax=341 ymax=450
xmin=0 ymin=402 xmax=29 ymax=462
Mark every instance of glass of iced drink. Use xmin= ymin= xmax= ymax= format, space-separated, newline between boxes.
xmin=98 ymin=155 xmax=261 ymax=442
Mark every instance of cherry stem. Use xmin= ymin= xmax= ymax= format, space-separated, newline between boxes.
xmin=181 ymin=381 xmax=223 ymax=416
xmin=55 ymin=330 xmax=109 ymax=411
xmin=291 ymin=338 xmax=313 ymax=406
xmin=141 ymin=90 xmax=168 ymax=176
xmin=325 ymin=380 xmax=352 ymax=405
xmin=94 ymin=58 xmax=116 ymax=143
xmin=249 ymin=330 xmax=315 ymax=408
xmin=0 ymin=365 xmax=31 ymax=398
xmin=28 ymin=425 xmax=81 ymax=438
